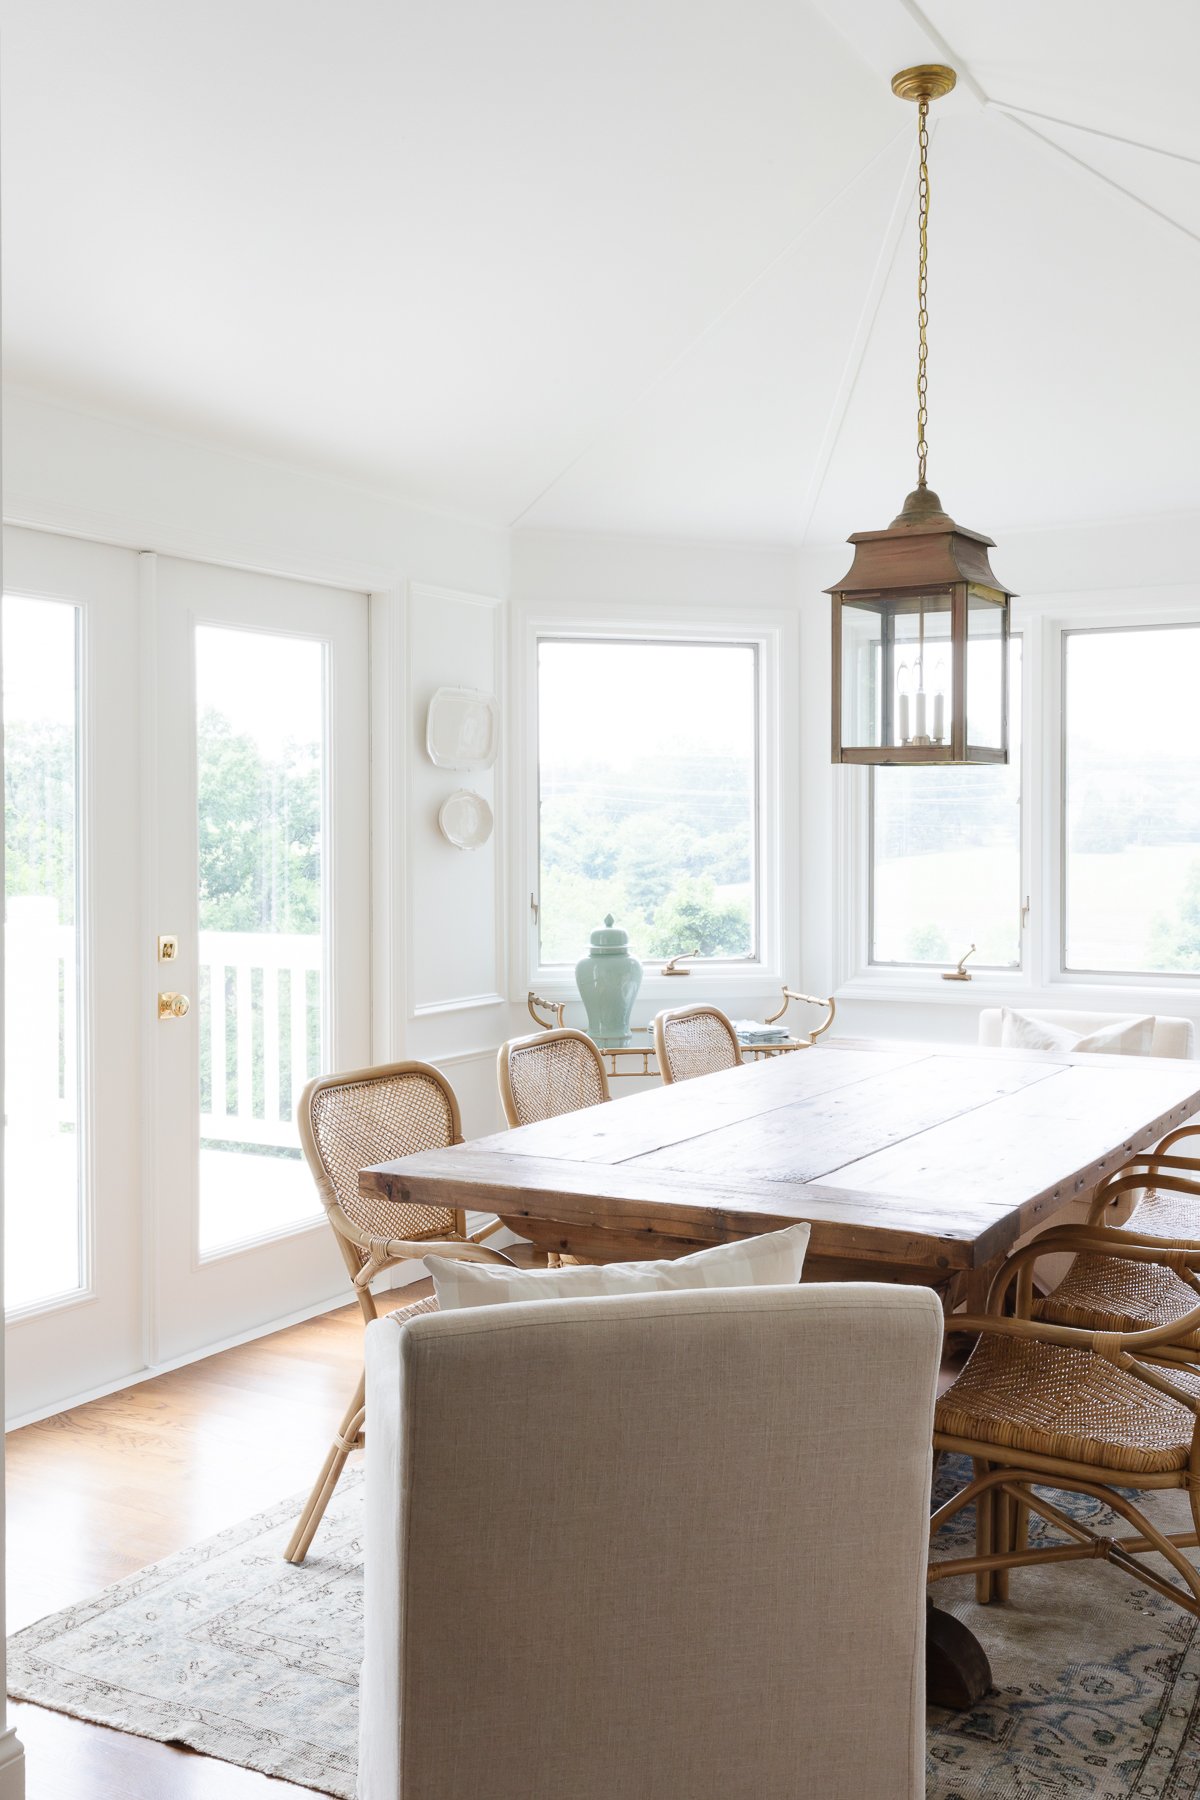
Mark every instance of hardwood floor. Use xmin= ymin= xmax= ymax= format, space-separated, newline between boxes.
xmin=6 ymin=1284 xmax=431 ymax=1799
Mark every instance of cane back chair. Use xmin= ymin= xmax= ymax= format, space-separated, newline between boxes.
xmin=653 ymin=1004 xmax=742 ymax=1085
xmin=930 ymin=1232 xmax=1200 ymax=1617
xmin=285 ymin=1059 xmax=515 ymax=1563
xmin=497 ymin=1028 xmax=611 ymax=1129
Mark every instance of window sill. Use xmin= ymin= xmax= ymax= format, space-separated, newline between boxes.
xmin=837 ymin=972 xmax=1200 ymax=1017
xmin=528 ymin=966 xmax=789 ymax=1006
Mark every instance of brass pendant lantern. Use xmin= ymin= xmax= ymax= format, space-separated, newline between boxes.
xmin=827 ymin=65 xmax=1013 ymax=766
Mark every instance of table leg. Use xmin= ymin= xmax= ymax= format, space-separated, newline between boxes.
xmin=926 ymin=1598 xmax=992 ymax=1710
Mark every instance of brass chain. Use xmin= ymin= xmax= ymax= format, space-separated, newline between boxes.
xmin=916 ymin=98 xmax=930 ymax=488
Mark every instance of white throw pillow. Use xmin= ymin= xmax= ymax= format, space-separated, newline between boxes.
xmin=425 ymin=1220 xmax=811 ymax=1310
xmin=999 ymin=1008 xmax=1155 ymax=1057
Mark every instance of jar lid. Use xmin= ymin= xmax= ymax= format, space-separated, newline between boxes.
xmin=589 ymin=913 xmax=629 ymax=949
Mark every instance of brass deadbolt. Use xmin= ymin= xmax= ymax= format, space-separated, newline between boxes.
xmin=158 ymin=991 xmax=191 ymax=1020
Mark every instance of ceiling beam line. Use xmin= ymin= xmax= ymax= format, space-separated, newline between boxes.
xmin=796 ymin=131 xmax=920 ymax=544
xmin=986 ymin=100 xmax=1200 ymax=170
xmin=894 ymin=0 xmax=988 ymax=107
xmin=897 ymin=0 xmax=1200 ymax=252
xmin=507 ymin=123 xmax=910 ymax=529
xmin=997 ymin=112 xmax=1200 ymax=251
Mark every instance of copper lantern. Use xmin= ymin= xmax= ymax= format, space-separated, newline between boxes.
xmin=827 ymin=484 xmax=1013 ymax=765
xmin=828 ymin=64 xmax=1014 ymax=766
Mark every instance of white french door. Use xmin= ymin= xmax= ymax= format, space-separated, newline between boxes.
xmin=150 ymin=556 xmax=369 ymax=1362
xmin=4 ymin=529 xmax=370 ymax=1418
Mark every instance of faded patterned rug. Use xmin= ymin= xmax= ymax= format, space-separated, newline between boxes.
xmin=8 ymin=1460 xmax=1200 ymax=1798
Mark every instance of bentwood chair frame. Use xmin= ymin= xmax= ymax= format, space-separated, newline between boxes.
xmin=285 ymin=1059 xmax=516 ymax=1563
xmin=1014 ymin=1135 xmax=1200 ymax=1343
xmin=930 ymin=1235 xmax=1200 ymax=1617
xmin=653 ymin=1003 xmax=743 ymax=1085
xmin=497 ymin=1028 xmax=611 ymax=1129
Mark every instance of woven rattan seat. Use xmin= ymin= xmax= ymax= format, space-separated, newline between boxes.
xmin=498 ymin=1028 xmax=611 ymax=1128
xmin=1037 ymin=1251 xmax=1200 ymax=1348
xmin=936 ymin=1333 xmax=1199 ymax=1474
xmin=1037 ymin=1178 xmax=1200 ymax=1345
xmin=1132 ymin=1184 xmax=1200 ymax=1238
xmin=653 ymin=1005 xmax=742 ymax=1084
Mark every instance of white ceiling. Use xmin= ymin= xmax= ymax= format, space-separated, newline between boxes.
xmin=2 ymin=0 xmax=1197 ymax=543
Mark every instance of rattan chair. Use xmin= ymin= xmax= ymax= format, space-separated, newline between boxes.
xmin=497 ymin=1028 xmax=611 ymax=1128
xmin=653 ymin=1004 xmax=743 ymax=1085
xmin=930 ymin=1234 xmax=1200 ymax=1616
xmin=285 ymin=1059 xmax=517 ymax=1563
xmin=1023 ymin=1126 xmax=1200 ymax=1355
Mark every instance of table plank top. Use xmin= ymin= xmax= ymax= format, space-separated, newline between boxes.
xmin=361 ymin=1038 xmax=1200 ymax=1273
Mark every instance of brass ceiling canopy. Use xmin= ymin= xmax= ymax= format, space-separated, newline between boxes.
xmin=825 ymin=62 xmax=1013 ymax=767
xmin=890 ymin=64 xmax=957 ymax=104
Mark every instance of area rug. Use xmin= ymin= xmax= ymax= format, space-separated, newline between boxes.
xmin=8 ymin=1460 xmax=1200 ymax=1798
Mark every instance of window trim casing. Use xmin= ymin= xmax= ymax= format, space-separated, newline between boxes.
xmin=510 ymin=595 xmax=798 ymax=1004
xmin=837 ymin=588 xmax=1200 ymax=1010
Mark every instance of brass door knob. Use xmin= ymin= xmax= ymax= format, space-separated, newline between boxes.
xmin=158 ymin=991 xmax=191 ymax=1020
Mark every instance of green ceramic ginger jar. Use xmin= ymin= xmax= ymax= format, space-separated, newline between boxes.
xmin=575 ymin=914 xmax=642 ymax=1048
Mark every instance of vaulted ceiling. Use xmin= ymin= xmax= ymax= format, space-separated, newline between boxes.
xmin=2 ymin=0 xmax=1196 ymax=542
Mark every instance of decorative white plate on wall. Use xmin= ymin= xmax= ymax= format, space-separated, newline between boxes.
xmin=438 ymin=788 xmax=494 ymax=850
xmin=426 ymin=687 xmax=499 ymax=770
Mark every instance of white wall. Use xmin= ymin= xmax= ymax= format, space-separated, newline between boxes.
xmin=3 ymin=387 xmax=513 ymax=1139
xmin=798 ymin=510 xmax=1200 ymax=1050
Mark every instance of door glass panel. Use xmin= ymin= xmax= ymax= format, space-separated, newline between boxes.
xmin=196 ymin=627 xmax=326 ymax=1255
xmin=4 ymin=596 xmax=84 ymax=1310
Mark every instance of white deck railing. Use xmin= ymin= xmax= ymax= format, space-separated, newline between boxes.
xmin=11 ymin=912 xmax=320 ymax=1152
xmin=199 ymin=931 xmax=321 ymax=1149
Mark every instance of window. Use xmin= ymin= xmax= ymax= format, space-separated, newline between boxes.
xmin=1064 ymin=625 xmax=1200 ymax=976
xmin=536 ymin=639 xmax=758 ymax=967
xmin=870 ymin=641 xmax=1022 ymax=968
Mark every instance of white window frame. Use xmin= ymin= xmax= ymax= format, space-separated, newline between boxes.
xmin=510 ymin=596 xmax=799 ymax=1004
xmin=836 ymin=588 xmax=1200 ymax=1015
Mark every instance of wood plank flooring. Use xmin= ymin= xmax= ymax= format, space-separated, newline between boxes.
xmin=6 ymin=1285 xmax=431 ymax=1799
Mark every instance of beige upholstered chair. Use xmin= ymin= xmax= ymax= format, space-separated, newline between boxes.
xmin=978 ymin=1007 xmax=1195 ymax=1059
xmin=497 ymin=1027 xmax=611 ymax=1128
xmin=931 ymin=1230 xmax=1200 ymax=1615
xmin=285 ymin=1060 xmax=516 ymax=1564
xmin=653 ymin=1002 xmax=742 ymax=1084
xmin=360 ymin=1282 xmax=942 ymax=1800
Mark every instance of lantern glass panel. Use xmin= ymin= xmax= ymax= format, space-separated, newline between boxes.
xmin=839 ymin=599 xmax=885 ymax=749
xmin=890 ymin=592 xmax=953 ymax=748
xmin=966 ymin=584 xmax=1008 ymax=753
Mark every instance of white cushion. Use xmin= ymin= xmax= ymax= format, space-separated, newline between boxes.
xmin=425 ymin=1221 xmax=811 ymax=1310
xmin=979 ymin=1009 xmax=1194 ymax=1058
xmin=999 ymin=1006 xmax=1155 ymax=1057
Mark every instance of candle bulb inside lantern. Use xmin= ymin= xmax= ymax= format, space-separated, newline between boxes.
xmin=932 ymin=661 xmax=946 ymax=743
xmin=896 ymin=663 xmax=911 ymax=745
xmin=914 ymin=679 xmax=927 ymax=742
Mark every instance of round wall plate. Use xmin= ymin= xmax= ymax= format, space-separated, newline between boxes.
xmin=438 ymin=788 xmax=494 ymax=850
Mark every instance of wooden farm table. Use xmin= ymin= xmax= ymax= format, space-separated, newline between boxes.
xmin=362 ymin=1036 xmax=1200 ymax=1711
xmin=362 ymin=1037 xmax=1200 ymax=1307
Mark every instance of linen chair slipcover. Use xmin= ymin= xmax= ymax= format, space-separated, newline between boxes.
xmin=653 ymin=1002 xmax=742 ymax=1084
xmin=284 ymin=1060 xmax=515 ymax=1563
xmin=360 ymin=1282 xmax=942 ymax=1800
xmin=497 ymin=1027 xmax=611 ymax=1128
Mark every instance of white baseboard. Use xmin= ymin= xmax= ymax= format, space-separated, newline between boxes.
xmin=0 ymin=1725 xmax=25 ymax=1799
